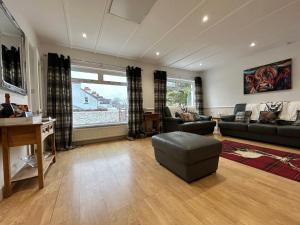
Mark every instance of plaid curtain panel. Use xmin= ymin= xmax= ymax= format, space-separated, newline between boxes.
xmin=126 ymin=66 xmax=144 ymax=138
xmin=47 ymin=53 xmax=73 ymax=150
xmin=195 ymin=77 xmax=204 ymax=114
xmin=154 ymin=70 xmax=167 ymax=129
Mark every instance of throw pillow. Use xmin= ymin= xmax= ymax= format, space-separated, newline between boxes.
xmin=235 ymin=111 xmax=246 ymax=122
xmin=180 ymin=113 xmax=194 ymax=122
xmin=174 ymin=112 xmax=181 ymax=118
xmin=264 ymin=101 xmax=283 ymax=113
xmin=234 ymin=111 xmax=252 ymax=123
xmin=293 ymin=110 xmax=300 ymax=126
xmin=189 ymin=112 xmax=200 ymax=121
xmin=188 ymin=112 xmax=212 ymax=121
xmin=244 ymin=111 xmax=252 ymax=123
xmin=258 ymin=111 xmax=278 ymax=124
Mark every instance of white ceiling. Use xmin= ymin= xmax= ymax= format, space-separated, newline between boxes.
xmin=4 ymin=0 xmax=300 ymax=71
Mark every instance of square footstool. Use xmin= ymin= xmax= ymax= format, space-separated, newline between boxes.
xmin=152 ymin=131 xmax=221 ymax=182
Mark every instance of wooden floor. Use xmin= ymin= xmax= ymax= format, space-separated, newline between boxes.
xmin=0 ymin=136 xmax=300 ymax=225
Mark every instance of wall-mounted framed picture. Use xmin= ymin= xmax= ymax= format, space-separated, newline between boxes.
xmin=243 ymin=58 xmax=292 ymax=95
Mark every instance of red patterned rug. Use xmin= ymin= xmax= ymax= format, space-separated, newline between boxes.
xmin=221 ymin=140 xmax=300 ymax=182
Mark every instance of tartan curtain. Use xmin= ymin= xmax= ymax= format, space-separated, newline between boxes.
xmin=47 ymin=53 xmax=73 ymax=150
xmin=195 ymin=77 xmax=204 ymax=114
xmin=154 ymin=70 xmax=167 ymax=124
xmin=126 ymin=66 xmax=144 ymax=138
xmin=1 ymin=45 xmax=22 ymax=87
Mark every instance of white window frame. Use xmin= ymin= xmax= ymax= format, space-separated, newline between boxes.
xmin=166 ymin=78 xmax=195 ymax=107
xmin=71 ymin=65 xmax=127 ymax=86
xmin=71 ymin=65 xmax=128 ymax=128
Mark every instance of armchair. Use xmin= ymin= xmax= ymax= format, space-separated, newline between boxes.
xmin=162 ymin=107 xmax=216 ymax=135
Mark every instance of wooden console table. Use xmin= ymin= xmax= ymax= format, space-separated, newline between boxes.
xmin=0 ymin=119 xmax=56 ymax=198
xmin=144 ymin=113 xmax=160 ymax=136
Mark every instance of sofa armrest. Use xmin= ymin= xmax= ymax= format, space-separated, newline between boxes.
xmin=164 ymin=117 xmax=184 ymax=124
xmin=220 ymin=115 xmax=235 ymax=122
xmin=163 ymin=117 xmax=183 ymax=132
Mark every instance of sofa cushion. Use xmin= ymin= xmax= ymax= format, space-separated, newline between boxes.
xmin=277 ymin=126 xmax=300 ymax=138
xmin=248 ymin=123 xmax=277 ymax=135
xmin=180 ymin=112 xmax=194 ymax=122
xmin=246 ymin=103 xmax=261 ymax=120
xmin=219 ymin=122 xmax=248 ymax=131
xmin=282 ymin=101 xmax=300 ymax=121
xmin=235 ymin=111 xmax=252 ymax=123
xmin=168 ymin=106 xmax=183 ymax=118
xmin=258 ymin=111 xmax=278 ymax=124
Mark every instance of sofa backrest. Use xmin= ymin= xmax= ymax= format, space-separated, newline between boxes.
xmin=163 ymin=107 xmax=172 ymax=118
xmin=167 ymin=106 xmax=198 ymax=118
xmin=243 ymin=101 xmax=300 ymax=121
xmin=233 ymin=104 xmax=246 ymax=115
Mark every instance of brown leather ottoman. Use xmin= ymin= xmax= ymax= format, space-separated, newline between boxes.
xmin=152 ymin=131 xmax=221 ymax=182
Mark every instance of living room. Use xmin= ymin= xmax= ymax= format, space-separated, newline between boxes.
xmin=0 ymin=0 xmax=299 ymax=224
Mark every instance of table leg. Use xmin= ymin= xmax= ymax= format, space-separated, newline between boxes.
xmin=51 ymin=134 xmax=56 ymax=163
xmin=30 ymin=144 xmax=35 ymax=155
xmin=2 ymin=128 xmax=12 ymax=197
xmin=156 ymin=119 xmax=161 ymax=133
xmin=35 ymin=127 xmax=44 ymax=189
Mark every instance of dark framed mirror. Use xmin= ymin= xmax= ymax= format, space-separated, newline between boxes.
xmin=0 ymin=0 xmax=26 ymax=95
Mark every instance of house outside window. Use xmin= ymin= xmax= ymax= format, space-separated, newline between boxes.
xmin=166 ymin=78 xmax=195 ymax=107
xmin=71 ymin=66 xmax=128 ymax=128
xmin=84 ymin=96 xmax=89 ymax=104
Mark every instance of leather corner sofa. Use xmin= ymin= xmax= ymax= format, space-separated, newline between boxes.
xmin=219 ymin=103 xmax=300 ymax=148
xmin=162 ymin=107 xmax=216 ymax=135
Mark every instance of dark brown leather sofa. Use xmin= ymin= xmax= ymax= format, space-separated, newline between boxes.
xmin=162 ymin=107 xmax=216 ymax=135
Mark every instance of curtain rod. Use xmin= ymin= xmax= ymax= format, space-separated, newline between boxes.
xmin=43 ymin=54 xmax=143 ymax=71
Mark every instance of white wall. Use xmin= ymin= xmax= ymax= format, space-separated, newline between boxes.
xmin=39 ymin=44 xmax=198 ymax=142
xmin=0 ymin=1 xmax=40 ymax=201
xmin=202 ymin=41 xmax=300 ymax=116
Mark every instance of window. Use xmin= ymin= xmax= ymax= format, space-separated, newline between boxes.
xmin=166 ymin=78 xmax=195 ymax=107
xmin=71 ymin=67 xmax=128 ymax=128
xmin=103 ymin=74 xmax=127 ymax=83
xmin=84 ymin=96 xmax=89 ymax=104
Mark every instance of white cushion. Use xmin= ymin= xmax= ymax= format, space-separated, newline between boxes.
xmin=278 ymin=101 xmax=289 ymax=120
xmin=285 ymin=101 xmax=300 ymax=121
xmin=246 ymin=101 xmax=299 ymax=121
xmin=246 ymin=104 xmax=260 ymax=120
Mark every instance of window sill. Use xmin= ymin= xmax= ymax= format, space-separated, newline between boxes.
xmin=73 ymin=122 xmax=128 ymax=129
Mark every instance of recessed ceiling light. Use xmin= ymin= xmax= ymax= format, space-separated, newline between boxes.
xmin=82 ymin=33 xmax=87 ymax=38
xmin=250 ymin=42 xmax=256 ymax=47
xmin=156 ymin=52 xmax=160 ymax=56
xmin=202 ymin=15 xmax=208 ymax=23
xmin=199 ymin=63 xmax=202 ymax=66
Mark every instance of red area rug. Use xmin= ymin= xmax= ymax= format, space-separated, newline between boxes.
xmin=221 ymin=140 xmax=300 ymax=182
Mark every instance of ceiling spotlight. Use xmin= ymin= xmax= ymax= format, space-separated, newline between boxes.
xmin=156 ymin=52 xmax=160 ymax=56
xmin=82 ymin=33 xmax=87 ymax=38
xmin=250 ymin=42 xmax=256 ymax=47
xmin=199 ymin=63 xmax=202 ymax=66
xmin=202 ymin=15 xmax=208 ymax=23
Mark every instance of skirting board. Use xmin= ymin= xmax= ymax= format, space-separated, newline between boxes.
xmin=73 ymin=135 xmax=127 ymax=146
